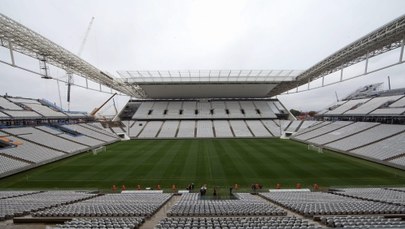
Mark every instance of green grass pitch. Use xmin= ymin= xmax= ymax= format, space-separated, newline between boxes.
xmin=1 ymin=139 xmax=405 ymax=192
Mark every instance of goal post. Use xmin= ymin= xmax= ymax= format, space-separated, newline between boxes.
xmin=92 ymin=146 xmax=106 ymax=155
xmin=307 ymin=144 xmax=323 ymax=153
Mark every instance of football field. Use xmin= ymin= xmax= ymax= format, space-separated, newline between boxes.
xmin=1 ymin=139 xmax=404 ymax=192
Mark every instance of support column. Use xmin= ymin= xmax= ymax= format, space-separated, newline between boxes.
xmin=364 ymin=51 xmax=369 ymax=74
xmin=8 ymin=40 xmax=15 ymax=66
xmin=400 ymin=38 xmax=404 ymax=62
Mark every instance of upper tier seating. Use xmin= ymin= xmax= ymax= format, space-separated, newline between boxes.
xmin=0 ymin=97 xmax=23 ymax=110
xmin=325 ymin=98 xmax=370 ymax=115
xmin=131 ymin=100 xmax=281 ymax=120
xmin=344 ymin=95 xmax=403 ymax=115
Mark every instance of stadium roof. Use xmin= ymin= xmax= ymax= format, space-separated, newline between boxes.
xmin=117 ymin=70 xmax=303 ymax=99
xmin=1 ymin=12 xmax=404 ymax=99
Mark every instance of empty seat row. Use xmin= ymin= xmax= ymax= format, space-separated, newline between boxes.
xmin=168 ymin=193 xmax=286 ymax=217
xmin=55 ymin=217 xmax=145 ymax=229
xmin=155 ymin=216 xmax=321 ymax=229
xmin=33 ymin=193 xmax=172 ymax=218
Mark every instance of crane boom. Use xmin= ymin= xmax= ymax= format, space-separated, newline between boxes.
xmin=66 ymin=16 xmax=95 ymax=111
xmin=77 ymin=17 xmax=95 ymax=57
xmin=90 ymin=93 xmax=117 ymax=117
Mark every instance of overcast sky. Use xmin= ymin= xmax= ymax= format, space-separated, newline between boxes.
xmin=1 ymin=0 xmax=405 ymax=114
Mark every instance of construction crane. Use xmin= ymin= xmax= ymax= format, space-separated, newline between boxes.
xmin=66 ymin=16 xmax=95 ymax=111
xmin=90 ymin=93 xmax=117 ymax=117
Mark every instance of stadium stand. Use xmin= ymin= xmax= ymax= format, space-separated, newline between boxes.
xmin=0 ymin=134 xmax=65 ymax=163
xmin=388 ymin=156 xmax=405 ymax=167
xmin=351 ymin=132 xmax=405 ymax=161
xmin=262 ymin=120 xmax=281 ymax=136
xmin=33 ymin=193 xmax=172 ymax=218
xmin=168 ymin=193 xmax=286 ymax=217
xmin=138 ymin=121 xmax=163 ymax=138
xmin=110 ymin=126 xmax=125 ymax=134
xmin=211 ymin=101 xmax=228 ymax=118
xmin=182 ymin=101 xmax=197 ymax=119
xmin=0 ymin=191 xmax=41 ymax=199
xmin=240 ymin=101 xmax=261 ymax=118
xmin=259 ymin=191 xmax=405 ymax=217
xmin=61 ymin=124 xmax=119 ymax=143
xmin=157 ymin=120 xmax=179 ymax=138
xmin=253 ymin=101 xmax=277 ymax=118
xmin=0 ymin=112 xmax=9 ymax=119
xmin=0 ymin=154 xmax=30 ymax=175
xmin=55 ymin=217 xmax=145 ymax=229
xmin=0 ymin=191 xmax=96 ymax=221
xmin=1 ymin=110 xmax=42 ymax=119
xmin=80 ymin=123 xmax=120 ymax=138
xmin=229 ymin=120 xmax=253 ymax=137
xmin=325 ymin=124 xmax=405 ymax=151
xmin=331 ymin=188 xmax=405 ymax=206
xmin=196 ymin=120 xmax=214 ymax=138
xmin=307 ymin=122 xmax=380 ymax=145
xmin=128 ymin=121 xmax=147 ymax=138
xmin=284 ymin=120 xmax=302 ymax=132
xmin=246 ymin=120 xmax=273 ymax=137
xmin=324 ymin=98 xmax=371 ymax=115
xmin=293 ymin=121 xmax=330 ymax=137
xmin=319 ymin=215 xmax=405 ymax=228
xmin=36 ymin=126 xmax=105 ymax=148
xmin=213 ymin=120 xmax=234 ymax=137
xmin=156 ymin=216 xmax=320 ymax=229
xmin=344 ymin=95 xmax=403 ymax=115
xmin=177 ymin=120 xmax=196 ymax=138
xmin=226 ymin=101 xmax=245 ymax=118
xmin=2 ymin=127 xmax=88 ymax=153
xmin=293 ymin=121 xmax=353 ymax=141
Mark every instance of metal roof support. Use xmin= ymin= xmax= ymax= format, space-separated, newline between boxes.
xmin=0 ymin=13 xmax=145 ymax=98
xmin=269 ymin=14 xmax=405 ymax=96
xmin=400 ymin=37 xmax=404 ymax=62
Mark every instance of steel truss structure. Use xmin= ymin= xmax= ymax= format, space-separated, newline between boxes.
xmin=269 ymin=14 xmax=405 ymax=97
xmin=118 ymin=70 xmax=303 ymax=84
xmin=0 ymin=13 xmax=146 ymax=98
xmin=0 ymin=12 xmax=404 ymax=99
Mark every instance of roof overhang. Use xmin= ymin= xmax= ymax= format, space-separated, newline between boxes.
xmin=117 ymin=70 xmax=302 ymax=99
